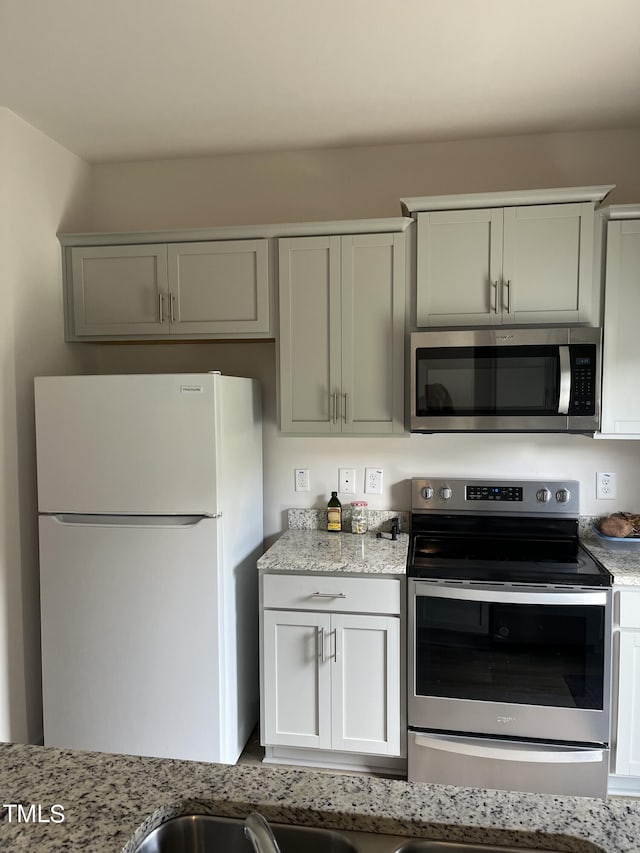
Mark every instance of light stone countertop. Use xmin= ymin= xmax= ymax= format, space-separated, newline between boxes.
xmin=1 ymin=742 xmax=640 ymax=853
xmin=257 ymin=529 xmax=409 ymax=576
xmin=580 ymin=529 xmax=640 ymax=586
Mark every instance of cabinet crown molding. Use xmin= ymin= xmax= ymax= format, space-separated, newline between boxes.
xmin=400 ymin=185 xmax=615 ymax=215
xmin=602 ymin=204 xmax=640 ymax=220
xmin=58 ymin=217 xmax=413 ymax=247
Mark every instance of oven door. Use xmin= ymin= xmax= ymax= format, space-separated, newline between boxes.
xmin=408 ymin=581 xmax=612 ymax=745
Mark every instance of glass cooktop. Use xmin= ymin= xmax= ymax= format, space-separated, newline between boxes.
xmin=408 ymin=515 xmax=612 ymax=586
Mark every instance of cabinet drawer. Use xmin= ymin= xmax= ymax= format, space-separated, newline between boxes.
xmin=619 ymin=590 xmax=640 ymax=629
xmin=262 ymin=574 xmax=401 ymax=615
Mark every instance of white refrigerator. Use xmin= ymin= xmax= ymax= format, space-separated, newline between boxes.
xmin=34 ymin=372 xmax=263 ymax=764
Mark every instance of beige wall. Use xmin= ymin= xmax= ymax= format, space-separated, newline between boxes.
xmin=0 ymin=109 xmax=92 ymax=743
xmin=89 ymin=127 xmax=640 ymax=231
xmin=87 ymin=127 xmax=640 ymax=541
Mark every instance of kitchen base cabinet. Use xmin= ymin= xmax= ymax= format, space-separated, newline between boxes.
xmin=262 ymin=610 xmax=332 ymax=750
xmin=609 ymin=587 xmax=640 ymax=796
xmin=260 ymin=574 xmax=404 ymax=770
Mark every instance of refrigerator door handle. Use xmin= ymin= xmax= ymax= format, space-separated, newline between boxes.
xmin=46 ymin=514 xmax=222 ymax=527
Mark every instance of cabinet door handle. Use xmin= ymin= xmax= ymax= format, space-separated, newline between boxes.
xmin=318 ymin=627 xmax=325 ymax=664
xmin=332 ymin=628 xmax=338 ymax=662
xmin=312 ymin=592 xmax=347 ymax=599
xmin=491 ymin=280 xmax=499 ymax=313
xmin=158 ymin=293 xmax=164 ymax=323
xmin=504 ymin=279 xmax=512 ymax=314
xmin=343 ymin=393 xmax=348 ymax=423
xmin=332 ymin=392 xmax=338 ymax=424
xmin=170 ymin=292 xmax=176 ymax=324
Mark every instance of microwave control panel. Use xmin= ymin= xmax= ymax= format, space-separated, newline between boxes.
xmin=569 ymin=346 xmax=596 ymax=415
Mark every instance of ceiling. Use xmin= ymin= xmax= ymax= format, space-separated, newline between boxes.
xmin=2 ymin=0 xmax=640 ymax=164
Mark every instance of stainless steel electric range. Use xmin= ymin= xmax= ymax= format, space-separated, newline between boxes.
xmin=407 ymin=477 xmax=612 ymax=798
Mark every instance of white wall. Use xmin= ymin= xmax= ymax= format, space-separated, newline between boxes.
xmin=87 ymin=126 xmax=640 ymax=543
xmin=0 ymin=108 xmax=93 ymax=743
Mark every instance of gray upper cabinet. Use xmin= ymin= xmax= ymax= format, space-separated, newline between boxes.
xmin=403 ymin=186 xmax=614 ymax=329
xmin=416 ymin=203 xmax=596 ymax=327
xmin=71 ymin=245 xmax=169 ymax=337
xmin=599 ymin=207 xmax=640 ymax=438
xmin=167 ymin=240 xmax=270 ymax=336
xmin=65 ymin=237 xmax=271 ymax=340
xmin=278 ymin=231 xmax=406 ymax=435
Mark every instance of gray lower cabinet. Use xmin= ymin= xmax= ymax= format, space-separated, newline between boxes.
xmin=610 ymin=587 xmax=640 ymax=794
xmin=278 ymin=232 xmax=406 ymax=434
xmin=66 ymin=239 xmax=271 ymax=340
xmin=260 ymin=573 xmax=402 ymax=759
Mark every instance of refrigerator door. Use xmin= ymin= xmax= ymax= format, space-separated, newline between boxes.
xmin=39 ymin=514 xmax=232 ymax=762
xmin=35 ymin=373 xmax=219 ymax=515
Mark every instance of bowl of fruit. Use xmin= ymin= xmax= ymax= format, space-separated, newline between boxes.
xmin=594 ymin=512 xmax=640 ymax=548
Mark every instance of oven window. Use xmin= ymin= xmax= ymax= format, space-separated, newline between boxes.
xmin=415 ymin=346 xmax=559 ymax=416
xmin=414 ymin=595 xmax=605 ymax=710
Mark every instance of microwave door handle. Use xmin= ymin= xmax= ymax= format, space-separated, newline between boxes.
xmin=558 ymin=345 xmax=571 ymax=415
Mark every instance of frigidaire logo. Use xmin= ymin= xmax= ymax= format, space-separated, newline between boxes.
xmin=2 ymin=803 xmax=65 ymax=823
xmin=496 ymin=715 xmax=517 ymax=724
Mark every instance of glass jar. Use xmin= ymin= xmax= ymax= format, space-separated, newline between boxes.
xmin=351 ymin=501 xmax=368 ymax=534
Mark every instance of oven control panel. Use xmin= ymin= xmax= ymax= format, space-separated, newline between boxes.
xmin=412 ymin=478 xmax=579 ymax=515
xmin=466 ymin=485 xmax=523 ymax=502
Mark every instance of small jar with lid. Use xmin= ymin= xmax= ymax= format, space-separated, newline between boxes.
xmin=351 ymin=501 xmax=368 ymax=534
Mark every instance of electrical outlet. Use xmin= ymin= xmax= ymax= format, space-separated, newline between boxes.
xmin=294 ymin=468 xmax=310 ymax=492
xmin=596 ymin=471 xmax=616 ymax=500
xmin=365 ymin=467 xmax=383 ymax=495
xmin=338 ymin=468 xmax=356 ymax=494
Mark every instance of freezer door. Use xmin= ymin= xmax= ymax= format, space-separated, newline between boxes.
xmin=39 ymin=514 xmax=244 ymax=763
xmin=35 ymin=373 xmax=219 ymax=514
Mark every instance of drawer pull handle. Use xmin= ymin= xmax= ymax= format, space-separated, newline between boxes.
xmin=311 ymin=592 xmax=347 ymax=599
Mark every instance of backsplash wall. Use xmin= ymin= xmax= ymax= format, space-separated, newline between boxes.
xmin=92 ymin=341 xmax=640 ymax=545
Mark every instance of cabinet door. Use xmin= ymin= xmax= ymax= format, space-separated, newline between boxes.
xmin=262 ymin=610 xmax=332 ymax=749
xmin=330 ymin=614 xmax=401 ymax=756
xmin=341 ymin=234 xmax=406 ymax=434
xmin=71 ymin=245 xmax=169 ymax=336
xmin=278 ymin=236 xmax=342 ymax=433
xmin=601 ymin=219 xmax=640 ymax=436
xmin=502 ymin=202 xmax=594 ymax=324
xmin=416 ymin=209 xmax=503 ymax=327
xmin=167 ymin=240 xmax=270 ymax=336
xmin=616 ymin=629 xmax=640 ymax=776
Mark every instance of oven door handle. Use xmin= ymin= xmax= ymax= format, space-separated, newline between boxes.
xmin=412 ymin=583 xmax=607 ymax=607
xmin=558 ymin=345 xmax=571 ymax=415
xmin=413 ymin=733 xmax=605 ymax=764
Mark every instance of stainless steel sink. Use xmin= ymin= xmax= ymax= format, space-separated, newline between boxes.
xmin=133 ymin=814 xmax=598 ymax=853
xmin=134 ymin=814 xmax=360 ymax=853
xmin=392 ymin=842 xmax=567 ymax=853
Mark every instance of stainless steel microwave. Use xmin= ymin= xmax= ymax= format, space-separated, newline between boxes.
xmin=410 ymin=327 xmax=601 ymax=433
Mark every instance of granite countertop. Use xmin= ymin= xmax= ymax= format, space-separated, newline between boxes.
xmin=257 ymin=529 xmax=409 ymax=576
xmin=580 ymin=529 xmax=640 ymax=586
xmin=2 ymin=742 xmax=640 ymax=853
